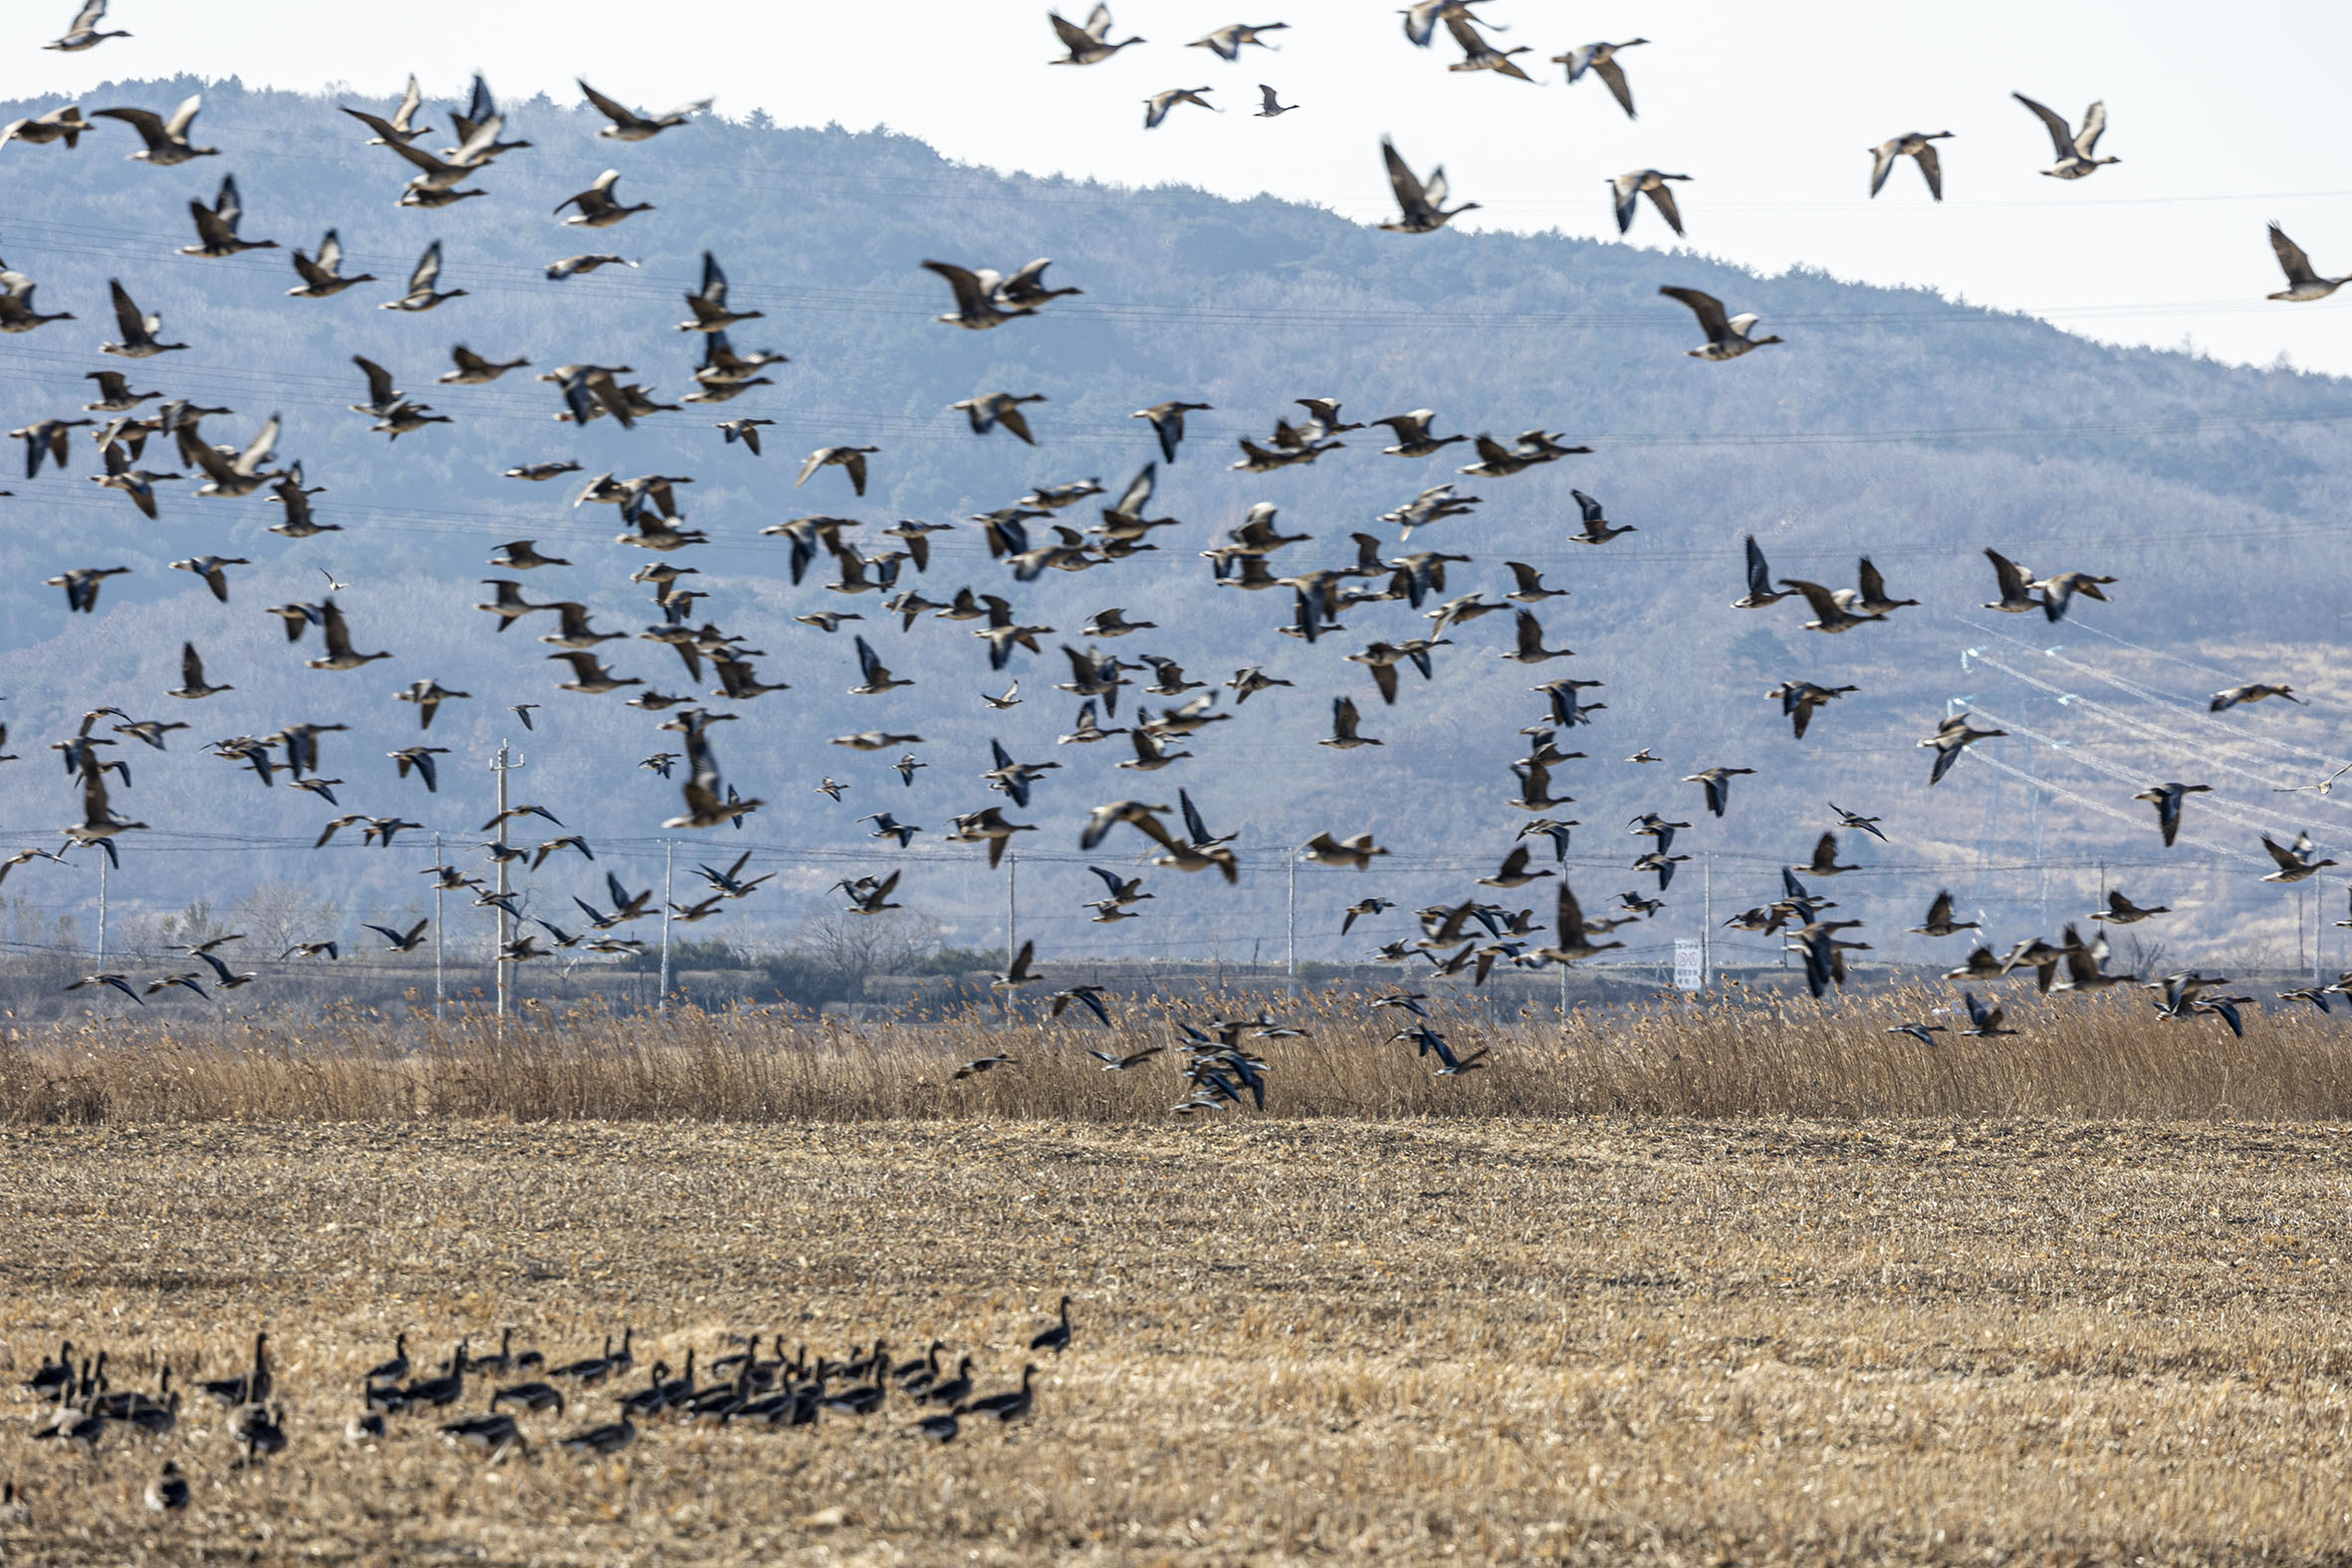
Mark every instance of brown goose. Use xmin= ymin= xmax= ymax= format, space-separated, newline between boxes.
xmin=555 ymin=169 xmax=653 ymax=228
xmin=179 ymin=175 xmax=278 ymax=258
xmin=287 ymin=229 xmax=375 ymax=298
xmin=1379 ymin=139 xmax=1478 ymax=234
xmin=93 ymin=94 xmax=216 ymax=164
xmin=1870 ymin=131 xmax=1953 ymax=199
xmin=1050 ymin=5 xmax=1145 ymax=65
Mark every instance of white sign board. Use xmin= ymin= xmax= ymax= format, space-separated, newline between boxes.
xmin=1674 ymin=939 xmax=1704 ymax=992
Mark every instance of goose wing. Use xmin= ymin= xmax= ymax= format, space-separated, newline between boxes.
xmin=163 ymin=94 xmax=203 ymax=138
xmin=1592 ymin=57 xmax=1635 ymax=116
xmin=1924 ymin=890 xmax=1955 ymax=927
xmin=1985 ymin=548 xmax=2032 ymax=600
xmin=2011 ymin=93 xmax=2075 ymax=159
xmin=1659 ymin=286 xmax=1728 ymax=339
xmin=1915 ymin=141 xmax=1944 ymax=200
xmin=1776 ymin=578 xmax=1842 ymax=621
xmin=1050 ymin=11 xmax=1099 ymax=51
xmin=1380 ymin=139 xmax=1429 ymax=219
xmin=1857 ymin=557 xmax=1889 ymax=601
xmin=92 ymin=104 xmax=166 ymax=149
xmin=2270 ymin=222 xmax=2318 ymax=286
xmin=1512 ymin=610 xmax=1545 ymax=658
xmin=2073 ymin=100 xmax=2107 ymax=157
xmin=1645 ymin=182 xmax=1685 ymax=236
xmin=1743 ymin=534 xmax=1772 ymax=595
xmin=108 ymin=279 xmax=147 ymax=338
xmin=409 ymin=240 xmax=443 ymax=294
xmin=695 ymin=250 xmax=728 ymax=306
xmin=1869 ymin=139 xmax=1899 ymax=197
xmin=353 ymin=355 xmax=397 ymax=408
xmin=577 ymin=80 xmax=640 ymax=128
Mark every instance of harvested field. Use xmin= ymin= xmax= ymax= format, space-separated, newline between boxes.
xmin=4 ymin=1115 xmax=2352 ymax=1564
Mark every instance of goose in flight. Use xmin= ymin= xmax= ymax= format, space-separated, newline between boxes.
xmin=1611 ymin=169 xmax=1690 ymax=236
xmin=94 ymin=95 xmax=216 ymax=164
xmin=1254 ymin=84 xmax=1297 ymax=117
xmin=339 ymin=76 xmax=432 ymax=145
xmin=679 ymin=252 xmax=762 ymax=333
xmin=396 ymin=680 xmax=471 ymax=730
xmin=1144 ymin=88 xmax=1218 ymax=128
xmin=47 ymin=564 xmax=129 ymax=613
xmin=1980 ymin=548 xmax=2042 ymax=614
xmin=2212 ymin=682 xmax=2303 ymax=712
xmin=1733 ymin=535 xmax=1788 ymax=607
xmin=1684 ymin=766 xmax=1755 ymax=817
xmin=717 ymin=417 xmax=773 ymax=454
xmin=798 ymin=445 xmax=878 ymax=496
xmin=1660 ymin=287 xmax=1781 ymax=360
xmin=306 ymin=602 xmax=391 ymax=671
xmin=1444 ymin=11 xmax=1533 ymax=80
xmin=1499 ymin=609 xmax=1571 ymax=664
xmin=48 ymin=1 xmax=128 ymax=51
xmin=2013 ymin=94 xmax=2119 ymax=179
xmin=1553 ymin=40 xmax=1645 ymax=116
xmin=1050 ymin=6 xmax=1145 ymax=65
xmin=1192 ymin=22 xmax=1287 ymax=58
xmin=167 ymin=554 xmax=247 ymax=602
xmin=2259 ymin=831 xmax=2337 ymax=883
xmin=2266 ymin=224 xmax=2351 ymax=302
xmin=1870 ymin=131 xmax=1953 ymax=199
xmin=1777 ymin=578 xmax=1886 ymax=635
xmin=0 ymin=268 xmax=74 ymax=334
xmin=1908 ymin=891 xmax=1980 ymax=937
xmin=664 ymin=712 xmax=763 ymax=829
xmin=13 ymin=417 xmax=92 ymax=478
xmin=1321 ymin=695 xmax=1381 ymax=750
xmin=505 ymin=461 xmax=582 ymax=482
xmin=556 ymin=169 xmax=653 ymax=228
xmin=1960 ymin=992 xmax=2016 ymax=1038
xmin=2031 ymin=567 xmax=2116 ymax=622
xmin=1 ymin=104 xmax=94 ymax=148
xmin=1372 ymin=409 xmax=1466 ymax=457
xmin=546 ymin=253 xmax=636 ymax=280
xmin=920 ymin=260 xmax=1038 ymax=331
xmin=64 ymin=756 xmax=145 ymax=849
xmin=1566 ymin=490 xmax=1634 ymax=545
xmin=439 ymin=345 xmax=529 ymax=385
xmin=1380 ymin=139 xmax=1478 ymax=233
xmin=102 ymin=281 xmax=187 ymax=357
xmin=2090 ymin=890 xmax=2169 ymax=925
xmin=1133 ymin=403 xmax=1211 ymax=463
xmin=382 ymin=242 xmax=465 ymax=312
xmin=179 ymin=176 xmax=277 ymax=258
xmin=166 ymin=642 xmax=230 ymax=699
xmin=287 ymin=230 xmax=374 ymax=298
xmin=952 ymin=391 xmax=1047 ymax=443
xmin=1535 ymin=881 xmax=1624 ymax=964
xmin=2132 ymin=782 xmax=2213 ymax=848
xmin=579 ymin=80 xmax=712 ymax=140
xmin=181 ymin=413 xmax=283 ymax=497
xmin=1922 ymin=713 xmax=2004 ymax=784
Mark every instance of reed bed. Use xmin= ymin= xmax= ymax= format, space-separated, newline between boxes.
xmin=5 ymin=982 xmax=2349 ymax=1124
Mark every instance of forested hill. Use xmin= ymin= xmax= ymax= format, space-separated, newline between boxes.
xmin=0 ymin=77 xmax=2345 ymax=977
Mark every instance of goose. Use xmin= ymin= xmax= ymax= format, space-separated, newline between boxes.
xmin=101 ymin=280 xmax=187 ymax=357
xmin=13 ymin=416 xmax=94 ymax=478
xmin=143 ymin=1461 xmax=188 ymax=1514
xmin=0 ymin=268 xmax=73 ymax=334
xmin=2265 ymin=223 xmax=2351 ymax=302
xmin=1144 ymin=87 xmax=1219 ymax=128
xmin=1380 ymin=139 xmax=1479 ymax=233
xmin=2090 ymin=890 xmax=2170 ymax=925
xmin=82 ymin=370 xmax=156 ymax=412
xmin=2 ymin=103 xmax=94 ymax=147
xmin=181 ymin=412 xmax=285 ymax=498
xmin=1862 ymin=130 xmax=1956 ymax=201
xmin=954 ymin=1052 xmax=1019 ymax=1079
xmin=797 ymin=445 xmax=879 ymax=496
xmin=558 ymin=1416 xmax=636 ymax=1456
xmin=920 ymin=259 xmax=1038 ymax=331
xmin=2013 ymin=94 xmax=2119 ymax=179
xmin=1959 ymin=992 xmax=2016 ymax=1038
xmin=111 ymin=716 xmax=188 ymax=751
xmin=179 ymin=175 xmax=277 ymax=259
xmin=953 ymin=390 xmax=1047 ymax=442
xmin=1029 ymin=1297 xmax=1074 ymax=1355
xmin=1535 ymin=882 xmax=1624 ymax=963
xmin=1051 ymin=5 xmax=1144 ymax=64
xmin=1922 ymin=713 xmax=2004 ymax=784
xmin=1254 ymin=84 xmax=1298 ymax=116
xmin=2132 ymin=782 xmax=2213 ymax=848
xmin=1851 ymin=559 xmax=1918 ymax=616
xmin=441 ymin=346 xmax=530 ymax=384
xmin=1777 ymin=578 xmax=1885 ymax=634
xmin=1477 ymin=843 xmax=1551 ymax=888
xmin=1304 ymin=831 xmax=1389 ymax=870
xmin=268 ymin=464 xmax=333 ymax=537
xmin=46 ymin=564 xmax=129 ymax=614
xmin=1733 ymin=535 xmax=1788 ymax=607
xmin=2031 ymin=567 xmax=2117 ymax=622
xmin=1443 ymin=10 xmax=1533 ymax=79
xmin=552 ymin=651 xmax=643 ymax=696
xmin=2055 ymin=926 xmax=2135 ymax=994
xmin=93 ymin=95 xmax=216 ymax=164
xmin=286 ymin=229 xmax=375 ymax=299
xmin=381 ymin=241 xmax=465 ymax=312
xmin=1192 ymin=21 xmax=1287 ymax=58
xmin=1827 ymin=802 xmax=1888 ymax=843
xmin=579 ymin=80 xmax=711 ymax=140
xmin=364 ymin=1334 xmax=412 ymax=1386
xmin=960 ymin=1365 xmax=1040 ymax=1423
xmin=24 ymin=1341 xmax=75 ymax=1396
xmin=1980 ymin=548 xmax=2042 ymax=613
xmin=200 ymin=1333 xmax=271 ymax=1407
xmin=1556 ymin=490 xmax=1634 ymax=546
xmin=1802 ymin=830 xmax=1860 ymax=877
xmin=1767 ymin=681 xmax=1856 ymax=740
xmin=539 ymin=602 xmax=622 ymax=650
xmin=440 ymin=1412 xmax=524 ymax=1455
xmin=837 ymin=876 xmax=897 ymax=922
xmin=1907 ymin=890 xmax=1979 ymax=938
xmin=693 ymin=328 xmax=788 ymax=385
xmin=1660 ymin=287 xmax=1781 ymax=360
xmin=1553 ymin=40 xmax=1646 ymax=116
xmin=1683 ymin=766 xmax=1755 ymax=817
xmin=508 ymin=460 xmax=586 ymax=485
xmin=165 ymin=642 xmax=232 ymax=701
xmin=1611 ymin=170 xmax=1691 ymax=236
xmin=1319 ymin=695 xmax=1382 ymax=751
xmin=663 ymin=714 xmax=763 ymax=828
xmin=832 ymin=730 xmax=924 ymax=752
xmin=2211 ymin=682 xmax=2303 ymax=711
xmin=339 ymin=75 xmax=432 ymax=145
xmin=847 ymin=634 xmax=913 ymax=696
xmin=306 ymin=601 xmax=391 ymax=670
xmin=1885 ymin=1021 xmax=1948 ymax=1047
xmin=2259 ymin=832 xmax=2338 ymax=883
xmin=556 ymin=169 xmax=654 ymax=228
xmin=1498 ymin=609 xmax=1571 ymax=664
xmin=395 ymin=680 xmax=470 ymax=730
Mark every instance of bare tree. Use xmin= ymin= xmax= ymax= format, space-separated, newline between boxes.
xmin=793 ymin=907 xmax=942 ymax=997
xmin=233 ymin=881 xmax=343 ymax=957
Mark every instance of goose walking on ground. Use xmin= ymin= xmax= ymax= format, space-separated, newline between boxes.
xmin=1379 ymin=139 xmax=1479 ymax=233
xmin=2266 ymin=224 xmax=2351 ymax=302
xmin=1869 ymin=131 xmax=1953 ymax=199
xmin=960 ymin=1365 xmax=1039 ymax=1423
xmin=2014 ymin=94 xmax=2119 ymax=179
xmin=1030 ymin=1297 xmax=1074 ymax=1354
xmin=1553 ymin=40 xmax=1646 ymax=116
xmin=1660 ymin=287 xmax=1781 ymax=360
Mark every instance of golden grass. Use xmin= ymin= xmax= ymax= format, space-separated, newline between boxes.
xmin=4 ymin=1117 xmax=2352 ymax=1564
xmin=5 ymin=983 xmax=2351 ymax=1125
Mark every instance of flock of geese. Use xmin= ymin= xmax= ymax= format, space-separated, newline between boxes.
xmin=0 ymin=1 xmax=2345 ymax=1067
xmin=11 ymin=1301 xmax=1073 ymax=1509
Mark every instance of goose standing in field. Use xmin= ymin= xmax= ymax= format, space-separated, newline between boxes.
xmin=1051 ymin=5 xmax=1145 ymax=65
xmin=2 ymin=103 xmax=94 ymax=148
xmin=2265 ymin=224 xmax=2351 ymax=302
xmin=1869 ymin=131 xmax=1953 ymax=199
xmin=1660 ymin=287 xmax=1781 ymax=360
xmin=381 ymin=241 xmax=466 ymax=312
xmin=1144 ymin=88 xmax=1219 ymax=128
xmin=1611 ymin=169 xmax=1690 ymax=236
xmin=1553 ymin=40 xmax=1646 ymax=116
xmin=579 ymin=80 xmax=712 ymax=140
xmin=102 ymin=280 xmax=187 ymax=357
xmin=287 ymin=229 xmax=375 ymax=298
xmin=2014 ymin=94 xmax=2120 ymax=179
xmin=2132 ymin=782 xmax=2213 ymax=848
xmin=179 ymin=175 xmax=277 ymax=258
xmin=48 ymin=2 xmax=128 ymax=51
xmin=93 ymin=95 xmax=216 ymax=163
xmin=1254 ymin=84 xmax=1297 ymax=116
xmin=556 ymin=169 xmax=653 ymax=227
xmin=1379 ymin=139 xmax=1479 ymax=233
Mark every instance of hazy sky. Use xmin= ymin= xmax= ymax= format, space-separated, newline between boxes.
xmin=11 ymin=0 xmax=2352 ymax=373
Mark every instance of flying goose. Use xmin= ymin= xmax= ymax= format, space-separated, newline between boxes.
xmin=0 ymin=267 xmax=73 ymax=334
xmin=2265 ymin=223 xmax=2350 ymax=302
xmin=2090 ymin=889 xmax=2170 ymax=925
xmin=1144 ymin=88 xmax=1219 ymax=128
xmin=1870 ymin=131 xmax=1953 ymax=199
xmin=1050 ymin=5 xmax=1144 ymax=64
xmin=381 ymin=241 xmax=465 ymax=312
xmin=2132 ymin=782 xmax=2213 ymax=848
xmin=920 ymin=259 xmax=1036 ymax=330
xmin=2055 ymin=925 xmax=2134 ymax=994
xmin=1611 ymin=170 xmax=1690 ymax=236
xmin=93 ymin=94 xmax=216 ymax=164
xmin=544 ymin=252 xmax=634 ymax=280
xmin=1960 ymin=992 xmax=2017 ymax=1037
xmin=2013 ymin=94 xmax=2119 ymax=179
xmin=1802 ymin=830 xmax=1860 ymax=877
xmin=339 ymin=75 xmax=432 ymax=145
xmin=180 ymin=176 xmax=277 ymax=258
xmin=1379 ymin=139 xmax=1479 ymax=233
xmin=82 ymin=370 xmax=155 ymax=412
xmin=953 ymin=390 xmax=1047 ymax=443
xmin=1777 ymin=578 xmax=1886 ymax=634
xmin=1499 ymin=609 xmax=1571 ymax=664
xmin=1553 ymin=40 xmax=1646 ymax=115
xmin=166 ymin=641 xmax=231 ymax=700
xmin=306 ymin=602 xmax=391 ymax=670
xmin=1319 ymin=694 xmax=1382 ymax=750
xmin=2031 ymin=567 xmax=2116 ymax=622
xmin=1535 ymin=881 xmax=1624 ymax=964
xmin=663 ymin=710 xmax=763 ymax=828
xmin=1660 ymin=287 xmax=1781 ymax=360
xmin=1733 ymin=535 xmax=1788 ymax=607
xmin=1255 ymin=84 xmax=1296 ymax=116
xmin=441 ymin=345 xmax=530 ymax=384
xmin=579 ymin=80 xmax=712 ymax=140
xmin=1192 ymin=21 xmax=1287 ymax=58
xmin=286 ymin=229 xmax=375 ymax=298
xmin=1908 ymin=890 xmax=1979 ymax=938
xmin=2259 ymin=832 xmax=2337 ymax=883
xmin=167 ymin=555 xmax=248 ymax=603
xmin=1684 ymin=766 xmax=1755 ymax=817
xmin=396 ymin=680 xmax=471 ymax=730
xmin=101 ymin=280 xmax=186 ymax=356
xmin=2211 ymin=682 xmax=2303 ymax=711
xmin=12 ymin=416 xmax=91 ymax=478
xmin=1443 ymin=10 xmax=1532 ymax=79
xmin=48 ymin=1 xmax=127 ymax=50
xmin=1922 ymin=713 xmax=2004 ymax=784
xmin=797 ymin=445 xmax=878 ymax=496
xmin=2 ymin=103 xmax=94 ymax=147
xmin=1768 ymin=680 xmax=1858 ymax=740
xmin=556 ymin=169 xmax=653 ymax=227
xmin=46 ymin=564 xmax=129 ymax=613
xmin=1851 ymin=559 xmax=1918 ymax=615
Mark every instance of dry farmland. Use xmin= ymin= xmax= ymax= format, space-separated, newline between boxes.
xmin=4 ymin=1095 xmax=2352 ymax=1564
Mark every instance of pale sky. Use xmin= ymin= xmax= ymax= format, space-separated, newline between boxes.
xmin=11 ymin=0 xmax=2352 ymax=372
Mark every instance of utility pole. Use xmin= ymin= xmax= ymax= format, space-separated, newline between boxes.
xmin=95 ymin=854 xmax=109 ymax=971
xmin=1005 ymin=849 xmax=1018 ymax=962
xmin=1701 ymin=851 xmax=1713 ymax=992
xmin=432 ymin=831 xmax=445 ymax=1020
xmin=490 ymin=740 xmax=524 ymax=1021
xmin=658 ymin=838 xmax=674 ymax=1010
xmin=1286 ymin=846 xmax=1298 ymax=984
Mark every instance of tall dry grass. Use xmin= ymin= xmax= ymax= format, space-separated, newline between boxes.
xmin=5 ymin=981 xmax=2347 ymax=1124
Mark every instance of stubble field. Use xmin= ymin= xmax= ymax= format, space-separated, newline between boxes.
xmin=3 ymin=1113 xmax=2352 ymax=1565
